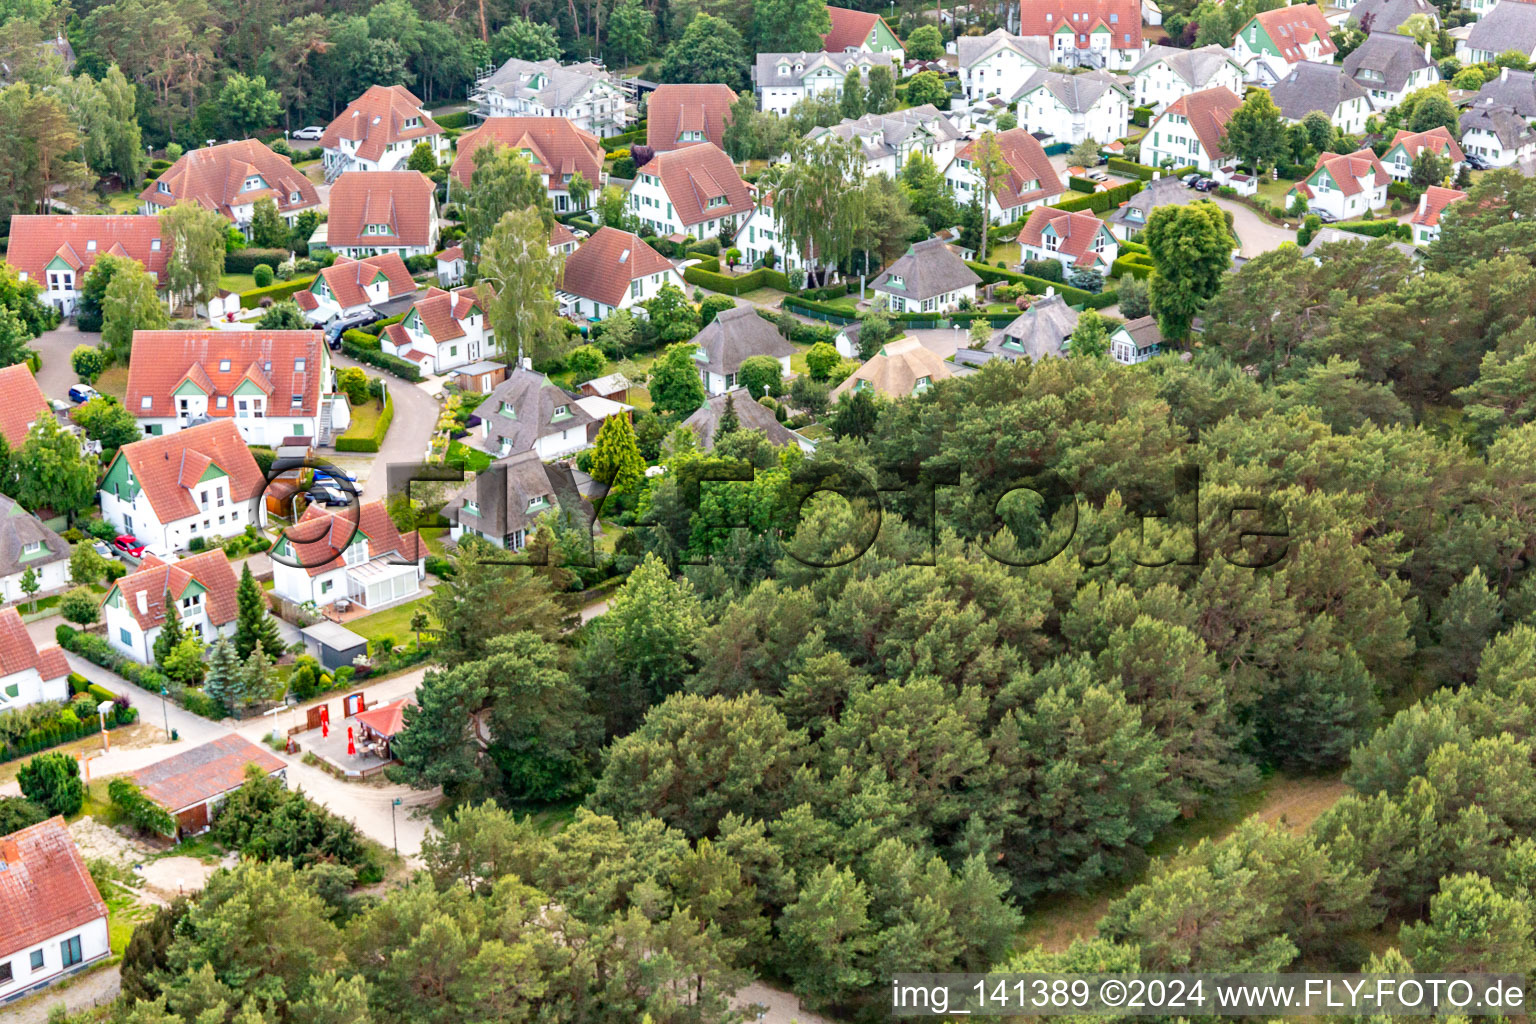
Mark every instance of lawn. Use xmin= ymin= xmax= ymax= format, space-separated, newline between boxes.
xmin=626 ymin=386 xmax=654 ymax=411
xmin=339 ymin=398 xmax=390 ymax=444
xmin=984 ymin=241 xmax=1022 ymax=268
xmin=105 ymin=191 xmax=141 ymax=214
xmin=1256 ymin=176 xmax=1294 ymax=209
xmin=349 ymin=597 xmax=436 ymax=643
xmin=219 ymin=273 xmax=257 ymax=294
xmin=446 ymin=440 xmax=492 ymax=473
xmin=420 ymin=526 xmax=450 ymax=555
xmin=95 ymin=364 xmax=129 ymax=401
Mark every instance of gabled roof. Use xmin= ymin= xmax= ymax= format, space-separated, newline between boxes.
xmin=324 ymin=171 xmax=436 ymax=250
xmin=641 ymin=143 xmax=754 ymax=228
xmin=446 ymin=448 xmax=561 ymax=539
xmin=1410 ymin=184 xmax=1467 ymax=228
xmin=1467 ymin=0 xmax=1536 ymax=55
xmin=756 ymin=50 xmax=900 ymax=94
xmin=139 ymin=140 xmax=319 ymax=219
xmin=354 ymin=696 xmax=414 ymax=737
xmin=1348 ymin=0 xmax=1437 ymax=33
xmin=1343 ymin=32 xmax=1436 ymax=93
xmin=1016 ymin=68 xmax=1128 ymax=111
xmin=127 ymin=330 xmax=326 ymax=421
xmin=1113 ymin=315 xmax=1165 ymax=354
xmin=1460 ymin=101 xmax=1536 ymax=149
xmin=823 ymin=6 xmax=894 ymax=51
xmin=0 ymin=606 xmax=67 ymax=685
xmin=0 ymin=494 xmax=68 ymax=580
xmin=1156 ymin=86 xmax=1243 ymax=160
xmin=1018 ymin=0 xmax=1143 ymax=47
xmin=6 ymin=215 xmax=168 ymax=286
xmin=314 ymin=253 xmax=416 ymax=309
xmin=831 ymin=336 xmax=953 ymax=397
xmin=682 ymin=388 xmax=810 ymax=449
xmin=954 ymin=128 xmax=1064 ymax=211
xmin=873 ymin=237 xmax=982 ymax=299
xmin=450 ymin=116 xmax=604 ymax=189
xmin=0 ymin=817 xmax=105 ymax=960
xmin=1247 ymin=5 xmax=1338 ymax=63
xmin=404 ymin=286 xmax=483 ymax=345
xmin=1294 ymin=148 xmax=1390 ymax=198
xmin=0 ymin=363 xmax=50 ymax=449
xmin=957 ymin=29 xmax=1052 ymax=70
xmin=1129 ymin=44 xmax=1242 ymax=87
xmin=559 ymin=227 xmax=676 ymax=307
xmin=321 ymin=85 xmax=442 ymax=164
xmin=478 ymin=57 xmax=620 ymax=110
xmin=1471 ymin=67 xmax=1536 ymax=119
xmin=131 ymin=735 xmax=285 ymax=812
xmin=693 ymin=305 xmax=797 ymax=375
xmin=992 ymin=293 xmax=1079 ymax=360
xmin=106 ymin=548 xmax=240 ymax=631
xmin=1268 ymin=61 xmax=1369 ymax=121
xmin=1386 ymin=126 xmax=1465 ymax=164
xmin=107 ymin=420 xmax=265 ymax=524
xmin=282 ymin=499 xmax=424 ymax=577
xmin=1019 ymin=207 xmax=1115 ymax=266
xmin=476 ymin=368 xmax=597 ymax=455
xmin=812 ymin=105 xmax=963 ymax=162
xmin=647 ymin=83 xmax=738 ymax=152
xmin=1109 ymin=173 xmax=1198 ymax=226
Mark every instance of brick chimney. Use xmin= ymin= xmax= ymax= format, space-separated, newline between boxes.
xmin=0 ymin=838 xmax=19 ymax=865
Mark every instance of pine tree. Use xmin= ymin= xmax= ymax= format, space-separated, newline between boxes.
xmin=587 ymin=413 xmax=647 ymax=499
xmin=204 ymin=637 xmax=240 ymax=717
xmin=153 ymin=590 xmax=183 ymax=669
xmin=234 ymin=564 xmax=281 ymax=661
xmin=239 ymin=643 xmax=273 ymax=710
xmin=717 ymin=392 xmax=741 ymax=437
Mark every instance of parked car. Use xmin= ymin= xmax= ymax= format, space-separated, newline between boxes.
xmin=112 ymin=535 xmax=147 ymax=558
xmin=1313 ymin=209 xmax=1338 ymax=223
xmin=325 ymin=312 xmax=380 ymax=348
xmin=1181 ymin=173 xmax=1202 ymax=187
xmin=291 ymin=126 xmax=325 ymax=141
xmin=92 ymin=541 xmax=113 ymax=559
xmin=304 ymin=485 xmax=351 ymax=508
xmin=67 ymin=384 xmax=99 ymax=404
xmin=1465 ymin=153 xmax=1491 ymax=171
xmin=1193 ymin=178 xmax=1218 ymax=192
xmin=1086 ymin=169 xmax=1109 ymax=182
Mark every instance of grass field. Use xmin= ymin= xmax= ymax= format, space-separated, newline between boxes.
xmin=446 ymin=440 xmax=492 ymax=473
xmin=95 ymin=364 xmax=130 ymax=401
xmin=219 ymin=273 xmax=257 ymax=294
xmin=420 ymin=526 xmax=450 ymax=555
xmin=105 ymin=192 xmax=141 ymax=213
xmin=339 ymin=398 xmax=389 ymax=443
xmin=349 ymin=597 xmax=435 ymax=643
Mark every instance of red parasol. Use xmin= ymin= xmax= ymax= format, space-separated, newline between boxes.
xmin=347 ymin=726 xmax=355 ymax=756
xmin=322 ymin=718 xmax=328 ymax=739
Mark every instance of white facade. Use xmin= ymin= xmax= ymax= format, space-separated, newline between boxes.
xmin=1015 ymin=78 xmax=1130 ymax=144
xmin=1131 ymin=56 xmax=1244 ymax=112
xmin=323 ymin=131 xmax=448 ymax=177
xmin=959 ymin=35 xmax=1049 ymax=102
xmin=558 ymin=265 xmax=685 ymax=321
xmin=627 ymin=170 xmax=744 ymax=238
xmin=734 ymin=205 xmax=809 ymax=272
xmin=0 ymin=558 xmax=68 ymax=607
xmin=1461 ymin=123 xmax=1536 ymax=166
xmin=1045 ymin=23 xmax=1143 ymax=70
xmin=387 ymin=301 xmax=494 ymax=376
xmin=1143 ymin=108 xmax=1221 ymax=172
xmin=0 ymin=663 xmax=67 ymax=713
xmin=271 ymin=541 xmax=424 ymax=612
xmin=1234 ymin=31 xmax=1335 ymax=86
xmin=472 ymin=59 xmax=629 ymax=138
xmin=944 ymin=158 xmax=1056 ymax=222
xmin=877 ymin=281 xmax=978 ymax=314
xmin=99 ymin=475 xmax=265 ymax=560
xmin=0 ymin=918 xmax=109 ymax=1004
xmin=698 ymin=354 xmax=791 ymax=396
xmin=104 ymin=589 xmax=232 ymax=665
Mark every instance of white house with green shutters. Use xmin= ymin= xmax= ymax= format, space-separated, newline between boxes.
xmin=1231 ymin=6 xmax=1338 ymax=85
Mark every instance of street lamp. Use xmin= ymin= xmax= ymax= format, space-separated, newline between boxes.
xmin=160 ymin=685 xmax=171 ymax=741
xmin=96 ymin=700 xmax=114 ymax=752
xmin=390 ymin=797 xmax=403 ymax=856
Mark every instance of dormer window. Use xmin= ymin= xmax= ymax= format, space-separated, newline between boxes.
xmin=295 ymin=358 xmax=306 ymax=371
xmin=86 ymin=240 xmax=96 ymax=251
xmin=140 ymin=395 xmax=152 ymax=409
xmin=158 ymin=181 xmax=171 ymax=194
xmin=290 ymin=191 xmax=301 ymax=202
xmin=219 ymin=359 xmax=231 ymax=371
xmin=151 ymin=239 xmax=162 ymax=251
xmin=527 ymin=495 xmax=548 ymax=512
xmin=464 ymin=499 xmax=479 ymax=515
xmin=242 ymin=175 xmax=265 ymax=192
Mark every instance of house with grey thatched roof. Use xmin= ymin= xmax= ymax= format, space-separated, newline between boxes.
xmin=1268 ymin=61 xmax=1371 ymax=135
xmin=871 ymin=239 xmax=981 ymax=314
xmin=472 ymin=368 xmax=598 ymax=461
xmin=446 ymin=449 xmax=570 ymax=552
xmin=955 ymin=293 xmax=1080 ymax=368
xmin=682 ymin=390 xmax=815 ymax=451
xmin=691 ymin=305 xmax=798 ymax=395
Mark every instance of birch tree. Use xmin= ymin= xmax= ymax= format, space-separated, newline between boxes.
xmin=477 ymin=207 xmax=565 ymax=365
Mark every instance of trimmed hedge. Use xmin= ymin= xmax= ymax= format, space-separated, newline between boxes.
xmin=1107 ymin=157 xmax=1196 ymax=181
xmin=435 ymin=110 xmax=472 ymax=130
xmin=1054 ymin=179 xmax=1144 ymax=214
xmin=225 ymin=248 xmax=290 ymax=274
xmin=335 ymin=395 xmax=395 ymax=453
xmin=1331 ymin=219 xmax=1413 ymax=241
xmin=55 ymin=624 xmax=224 ymax=722
xmin=0 ymin=678 xmax=138 ymax=763
xmin=1132 ymin=106 xmax=1153 ymax=127
xmin=240 ymin=275 xmax=316 ymax=309
xmin=1069 ymin=176 xmax=1097 ymax=193
xmin=967 ymin=262 xmax=1118 ymax=309
xmin=341 ymin=335 xmax=424 ymax=381
xmin=1110 ymin=252 xmax=1155 ymax=280
xmin=357 ymin=311 xmax=408 ymax=336
xmin=683 ymin=254 xmax=793 ymax=295
xmin=601 ymin=126 xmax=648 ymax=152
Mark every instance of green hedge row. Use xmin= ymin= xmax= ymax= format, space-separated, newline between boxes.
xmin=239 ymin=275 xmax=316 ymax=309
xmin=341 ymin=335 xmax=424 ymax=381
xmin=683 ymin=255 xmax=793 ymax=295
xmin=967 ymin=262 xmax=1118 ymax=309
xmin=1107 ymin=157 xmax=1196 ymax=181
xmin=1120 ymin=238 xmax=1149 ymax=256
xmin=435 ymin=110 xmax=472 ymax=130
xmin=601 ymin=126 xmax=648 ymax=152
xmin=335 ymin=395 xmax=396 ymax=453
xmin=1111 ymin=252 xmax=1155 ymax=280
xmin=55 ymin=624 xmax=225 ymax=721
xmin=226 ymin=248 xmax=290 ymax=274
xmin=357 ymin=311 xmax=408 ymax=336
xmin=1132 ymin=106 xmax=1153 ymax=127
xmin=1069 ymin=176 xmax=1097 ymax=194
xmin=1331 ymin=219 xmax=1413 ymax=241
xmin=109 ymin=778 xmax=177 ymax=836
xmin=1054 ymin=179 xmax=1144 ymax=214
xmin=0 ymin=676 xmax=139 ymax=763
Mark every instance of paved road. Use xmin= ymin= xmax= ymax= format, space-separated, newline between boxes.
xmin=0 ymin=965 xmax=120 ymax=1024
xmin=33 ymin=322 xmax=97 ymax=401
xmin=1207 ymin=196 xmax=1297 ymax=258
xmin=331 ymin=350 xmax=441 ymax=505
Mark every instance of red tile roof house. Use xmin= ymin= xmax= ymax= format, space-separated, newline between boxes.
xmin=320 ymin=84 xmax=447 ymax=180
xmin=1382 ymin=126 xmax=1465 ymax=182
xmin=125 ymin=330 xmax=341 ymax=448
xmin=1018 ymin=207 xmax=1121 ymax=273
xmin=5 ymin=215 xmax=168 ymax=316
xmin=1410 ymin=185 xmax=1468 ymax=245
xmin=0 ymin=606 xmax=70 ymax=712
xmin=556 ymin=227 xmax=685 ymax=321
xmin=295 ymin=252 xmax=419 ymax=326
xmin=450 ymin=117 xmax=605 ymax=214
xmin=270 ymin=500 xmax=425 ymax=613
xmin=138 ymin=139 xmax=320 ymax=239
xmin=436 ymin=244 xmax=467 ymax=287
xmin=1017 ymin=0 xmax=1144 ymax=70
xmin=130 ymin=735 xmax=287 ymax=839
xmin=382 ymin=286 xmax=496 ymax=376
xmin=323 ymin=170 xmax=439 ymax=260
xmin=823 ymin=6 xmax=906 ymax=61
xmin=1141 ymin=86 xmax=1242 ymax=175
xmin=101 ymin=548 xmax=240 ymax=664
xmin=1231 ymin=4 xmax=1337 ymax=85
xmin=1288 ymin=148 xmax=1391 ymax=222
xmin=98 ymin=420 xmax=267 ymax=559
xmin=943 ymin=127 xmax=1065 ymax=222
xmin=626 ymin=143 xmax=755 ymax=240
xmin=0 ymin=363 xmax=53 ymax=451
xmin=646 ymin=83 xmax=739 ymax=152
xmin=0 ymin=817 xmax=109 ymax=1004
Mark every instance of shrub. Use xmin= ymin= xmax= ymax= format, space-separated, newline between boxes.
xmin=340 ymin=336 xmax=423 ymax=381
xmin=211 ymin=763 xmax=371 ymax=869
xmin=1132 ymin=105 xmax=1153 ymax=127
xmin=71 ymin=345 xmax=105 ymax=383
xmin=239 ymin=276 xmax=316 ymax=310
xmin=966 ymin=262 xmax=1117 ymax=309
xmin=252 ymin=263 xmax=274 ymax=288
xmin=435 ymin=110 xmax=472 ymax=130
xmin=335 ymin=395 xmax=395 ymax=453
xmin=1053 ymin=179 xmax=1144 ymax=214
xmin=1021 ymin=259 xmax=1065 ymax=283
xmin=224 ymin=248 xmax=290 ymax=274
xmin=109 ymin=778 xmax=176 ymax=836
xmin=18 ymin=751 xmax=84 ymax=816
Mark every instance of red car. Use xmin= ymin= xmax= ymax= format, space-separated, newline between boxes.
xmin=112 ymin=535 xmax=147 ymax=558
